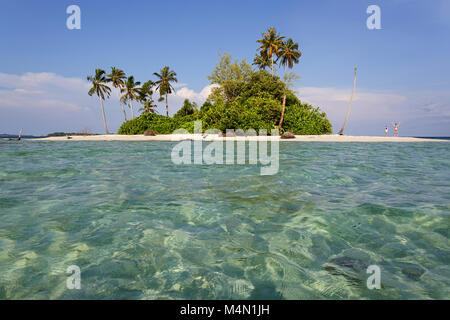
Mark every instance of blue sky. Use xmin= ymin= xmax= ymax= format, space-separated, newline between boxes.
xmin=0 ymin=0 xmax=449 ymax=136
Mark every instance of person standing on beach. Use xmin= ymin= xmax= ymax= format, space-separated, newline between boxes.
xmin=392 ymin=123 xmax=400 ymax=136
xmin=384 ymin=126 xmax=388 ymax=137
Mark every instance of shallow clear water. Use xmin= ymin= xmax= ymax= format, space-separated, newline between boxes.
xmin=0 ymin=141 xmax=449 ymax=299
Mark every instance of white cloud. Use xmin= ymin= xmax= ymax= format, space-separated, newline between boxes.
xmin=172 ymin=82 xmax=188 ymax=89
xmin=0 ymin=72 xmax=108 ymax=135
xmin=174 ymin=84 xmax=218 ymax=103
xmin=152 ymin=84 xmax=218 ymax=115
xmin=0 ymin=72 xmax=90 ymax=92
xmin=0 ymin=72 xmax=91 ymax=112
xmin=296 ymin=86 xmax=450 ymax=136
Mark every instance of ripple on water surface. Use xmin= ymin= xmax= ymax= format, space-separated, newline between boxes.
xmin=0 ymin=141 xmax=449 ymax=299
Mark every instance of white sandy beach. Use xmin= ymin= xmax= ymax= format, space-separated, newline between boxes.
xmin=32 ymin=134 xmax=448 ymax=142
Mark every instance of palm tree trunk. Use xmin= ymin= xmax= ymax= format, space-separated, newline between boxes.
xmin=100 ymin=97 xmax=110 ymax=134
xmin=278 ymin=66 xmax=287 ymax=128
xmin=338 ymin=67 xmax=357 ymax=135
xmin=130 ymin=100 xmax=135 ymax=119
xmin=166 ymin=94 xmax=169 ymax=116
xmin=118 ymin=90 xmax=127 ymax=121
xmin=271 ymin=55 xmax=274 ymax=76
xmin=278 ymin=94 xmax=287 ymax=128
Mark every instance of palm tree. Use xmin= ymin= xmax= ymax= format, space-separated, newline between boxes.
xmin=106 ymin=67 xmax=127 ymax=121
xmin=154 ymin=66 xmax=178 ymax=116
xmin=338 ymin=67 xmax=357 ymax=135
xmin=138 ymin=80 xmax=156 ymax=115
xmin=139 ymin=100 xmax=157 ymax=114
xmin=279 ymin=39 xmax=302 ymax=71
xmin=138 ymin=80 xmax=155 ymax=103
xmin=257 ymin=27 xmax=285 ymax=76
xmin=87 ymin=69 xmax=111 ymax=134
xmin=278 ymin=38 xmax=302 ymax=128
xmin=120 ymin=76 xmax=141 ymax=119
xmin=252 ymin=52 xmax=271 ymax=70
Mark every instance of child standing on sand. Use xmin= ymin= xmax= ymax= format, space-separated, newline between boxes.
xmin=385 ymin=126 xmax=388 ymax=137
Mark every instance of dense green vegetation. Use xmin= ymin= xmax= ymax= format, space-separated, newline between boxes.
xmin=90 ymin=27 xmax=332 ymax=135
xmin=118 ymin=55 xmax=331 ymax=135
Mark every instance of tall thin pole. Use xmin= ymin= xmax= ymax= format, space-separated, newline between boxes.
xmin=338 ymin=66 xmax=357 ymax=135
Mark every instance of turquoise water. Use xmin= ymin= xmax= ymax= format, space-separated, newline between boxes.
xmin=0 ymin=141 xmax=449 ymax=299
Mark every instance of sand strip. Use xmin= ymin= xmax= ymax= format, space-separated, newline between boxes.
xmin=30 ymin=134 xmax=448 ymax=142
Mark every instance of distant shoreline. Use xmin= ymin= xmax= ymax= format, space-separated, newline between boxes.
xmin=28 ymin=134 xmax=450 ymax=142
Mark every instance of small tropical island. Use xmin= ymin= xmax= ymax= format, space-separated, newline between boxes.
xmin=85 ymin=27 xmax=332 ymax=137
xmin=29 ymin=27 xmax=443 ymax=143
xmin=13 ymin=27 xmax=437 ymax=143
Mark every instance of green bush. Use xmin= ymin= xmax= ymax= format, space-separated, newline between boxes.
xmin=213 ymin=96 xmax=281 ymax=133
xmin=118 ymin=68 xmax=333 ymax=135
xmin=174 ymin=99 xmax=198 ymax=118
xmin=118 ymin=113 xmax=176 ymax=135
xmin=118 ymin=100 xmax=332 ymax=135
xmin=118 ymin=98 xmax=332 ymax=135
xmin=118 ymin=112 xmax=201 ymax=135
xmin=283 ymin=103 xmax=332 ymax=135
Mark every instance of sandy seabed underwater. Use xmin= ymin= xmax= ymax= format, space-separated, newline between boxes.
xmin=0 ymin=141 xmax=449 ymax=299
